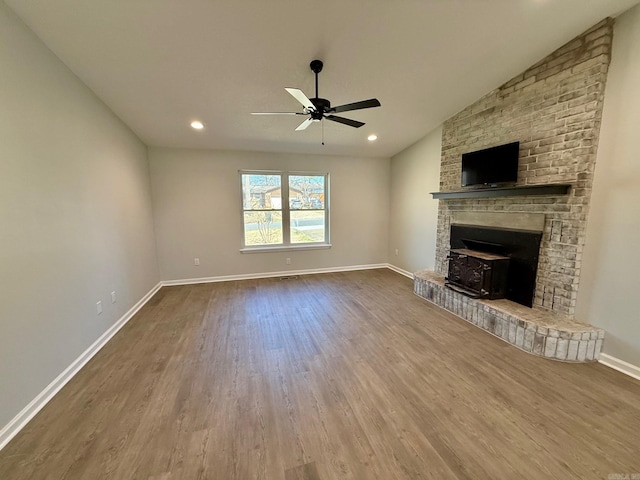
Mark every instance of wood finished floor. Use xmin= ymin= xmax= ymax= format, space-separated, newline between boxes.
xmin=1 ymin=269 xmax=639 ymax=479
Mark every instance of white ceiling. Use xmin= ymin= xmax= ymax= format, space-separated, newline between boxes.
xmin=6 ymin=0 xmax=639 ymax=158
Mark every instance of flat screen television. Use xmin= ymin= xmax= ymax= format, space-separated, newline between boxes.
xmin=461 ymin=141 xmax=520 ymax=187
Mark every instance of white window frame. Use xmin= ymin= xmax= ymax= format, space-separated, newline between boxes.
xmin=239 ymin=170 xmax=331 ymax=253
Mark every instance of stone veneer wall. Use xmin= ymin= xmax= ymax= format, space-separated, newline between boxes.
xmin=435 ymin=19 xmax=613 ymax=316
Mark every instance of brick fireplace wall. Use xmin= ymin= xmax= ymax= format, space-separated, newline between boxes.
xmin=435 ymin=19 xmax=613 ymax=316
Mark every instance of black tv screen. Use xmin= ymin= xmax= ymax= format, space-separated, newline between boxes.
xmin=461 ymin=141 xmax=520 ymax=187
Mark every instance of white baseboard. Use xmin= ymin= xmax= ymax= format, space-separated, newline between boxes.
xmin=599 ymin=353 xmax=640 ymax=382
xmin=0 ymin=282 xmax=162 ymax=452
xmin=386 ymin=264 xmax=413 ymax=279
xmin=161 ymin=263 xmax=390 ymax=286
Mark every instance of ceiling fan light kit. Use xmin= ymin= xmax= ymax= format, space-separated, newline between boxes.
xmin=252 ymin=59 xmax=381 ymax=132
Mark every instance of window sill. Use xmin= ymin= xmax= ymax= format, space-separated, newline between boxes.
xmin=240 ymin=243 xmax=332 ymax=254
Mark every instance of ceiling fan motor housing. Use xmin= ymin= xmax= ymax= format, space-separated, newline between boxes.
xmin=310 ymin=97 xmax=330 ymax=119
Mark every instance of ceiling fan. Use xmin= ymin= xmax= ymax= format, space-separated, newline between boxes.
xmin=251 ymin=59 xmax=381 ymax=131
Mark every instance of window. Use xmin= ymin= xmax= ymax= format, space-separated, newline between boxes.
xmin=240 ymin=171 xmax=329 ymax=250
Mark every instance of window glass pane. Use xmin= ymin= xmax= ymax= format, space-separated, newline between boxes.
xmin=242 ymin=174 xmax=282 ymax=210
xmin=243 ymin=211 xmax=283 ymax=245
xmin=289 ymin=175 xmax=325 ymax=210
xmin=290 ymin=211 xmax=325 ymax=243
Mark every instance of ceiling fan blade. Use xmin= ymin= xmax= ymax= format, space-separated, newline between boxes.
xmin=326 ymin=115 xmax=365 ymax=128
xmin=251 ymin=112 xmax=306 ymax=115
xmin=331 ymin=98 xmax=381 ymax=113
xmin=285 ymin=88 xmax=316 ymax=111
xmin=295 ymin=118 xmax=314 ymax=131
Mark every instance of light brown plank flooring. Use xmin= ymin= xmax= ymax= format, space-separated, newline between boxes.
xmin=1 ymin=269 xmax=639 ymax=479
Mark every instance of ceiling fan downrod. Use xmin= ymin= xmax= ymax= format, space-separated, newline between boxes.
xmin=310 ymin=59 xmax=323 ymax=99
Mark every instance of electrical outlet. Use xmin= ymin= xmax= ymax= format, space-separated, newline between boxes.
xmin=96 ymin=301 xmax=102 ymax=315
xmin=194 ymin=257 xmax=200 ymax=266
xmin=395 ymin=249 xmax=399 ymax=256
xmin=111 ymin=291 xmax=116 ymax=304
xmin=285 ymin=257 xmax=291 ymax=265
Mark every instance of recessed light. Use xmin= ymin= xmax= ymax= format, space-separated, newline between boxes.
xmin=190 ymin=120 xmax=204 ymax=130
xmin=367 ymin=134 xmax=378 ymax=141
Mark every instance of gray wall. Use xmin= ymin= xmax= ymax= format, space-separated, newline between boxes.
xmin=0 ymin=3 xmax=159 ymax=428
xmin=149 ymin=147 xmax=390 ymax=280
xmin=577 ymin=4 xmax=640 ymax=366
xmin=388 ymin=127 xmax=442 ymax=273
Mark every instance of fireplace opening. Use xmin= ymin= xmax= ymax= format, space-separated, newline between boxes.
xmin=448 ymin=224 xmax=543 ymax=307
xmin=460 ymin=238 xmax=504 ymax=254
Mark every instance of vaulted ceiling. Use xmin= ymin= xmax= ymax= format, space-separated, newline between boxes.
xmin=6 ymin=0 xmax=639 ymax=158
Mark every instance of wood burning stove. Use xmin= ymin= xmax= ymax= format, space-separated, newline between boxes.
xmin=446 ymin=249 xmax=510 ymax=299
xmin=448 ymin=224 xmax=543 ymax=307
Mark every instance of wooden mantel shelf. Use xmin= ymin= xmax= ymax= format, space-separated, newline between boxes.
xmin=430 ymin=184 xmax=571 ymax=200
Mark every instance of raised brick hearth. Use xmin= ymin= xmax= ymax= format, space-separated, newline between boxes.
xmin=414 ymin=271 xmax=604 ymax=362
